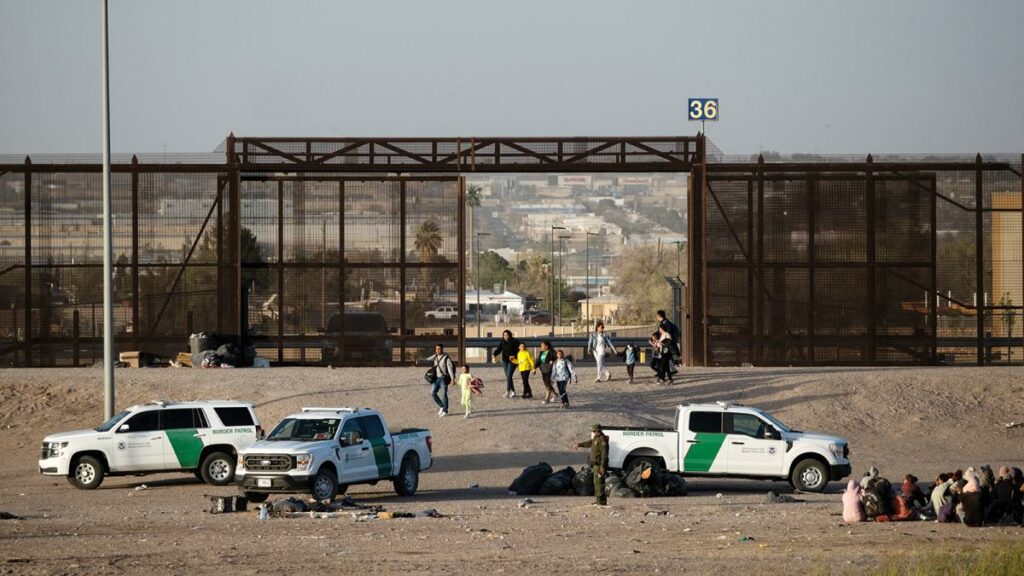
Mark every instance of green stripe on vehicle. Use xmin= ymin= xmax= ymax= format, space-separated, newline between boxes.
xmin=165 ymin=428 xmax=204 ymax=468
xmin=368 ymin=437 xmax=393 ymax=478
xmin=682 ymin=433 xmax=726 ymax=473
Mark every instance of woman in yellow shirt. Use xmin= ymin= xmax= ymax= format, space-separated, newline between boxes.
xmin=511 ymin=342 xmax=535 ymax=399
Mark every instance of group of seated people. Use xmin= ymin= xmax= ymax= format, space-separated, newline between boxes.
xmin=843 ymin=465 xmax=1024 ymax=527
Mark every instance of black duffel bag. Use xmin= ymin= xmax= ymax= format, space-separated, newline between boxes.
xmin=539 ymin=466 xmax=577 ymax=495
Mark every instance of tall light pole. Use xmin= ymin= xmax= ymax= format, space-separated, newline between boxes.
xmin=585 ymin=230 xmax=599 ymax=332
xmin=100 ymin=0 xmax=115 ymax=419
xmin=558 ymin=234 xmax=571 ymax=330
xmin=475 ymin=231 xmax=490 ymax=337
xmin=550 ymin=225 xmax=565 ymax=335
xmin=671 ymin=240 xmax=683 ymax=279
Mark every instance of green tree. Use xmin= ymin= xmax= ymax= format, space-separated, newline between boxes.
xmin=476 ymin=250 xmax=513 ymax=290
xmin=614 ymin=244 xmax=675 ymax=324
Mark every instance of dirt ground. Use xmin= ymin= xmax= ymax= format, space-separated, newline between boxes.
xmin=2 ymin=364 xmax=1024 ymax=575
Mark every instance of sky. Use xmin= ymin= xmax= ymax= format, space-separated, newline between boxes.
xmin=1 ymin=0 xmax=1022 ymax=156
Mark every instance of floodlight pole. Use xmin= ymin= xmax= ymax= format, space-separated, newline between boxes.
xmin=100 ymin=0 xmax=115 ymax=419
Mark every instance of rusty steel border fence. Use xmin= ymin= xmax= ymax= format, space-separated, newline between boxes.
xmin=687 ymin=152 xmax=1024 ymax=366
xmin=0 ymin=134 xmax=703 ymax=367
xmin=3 ymin=133 xmax=1021 ymax=368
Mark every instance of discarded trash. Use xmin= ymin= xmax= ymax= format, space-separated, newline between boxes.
xmin=1006 ymin=422 xmax=1024 ymax=429
xmin=509 ymin=462 xmax=553 ymax=496
xmin=416 ymin=509 xmax=442 ymax=518
xmin=518 ymin=498 xmax=534 ymax=508
xmin=468 ymin=483 xmax=480 ymax=489
xmin=738 ymin=536 xmax=755 ymax=542
xmin=258 ymin=504 xmax=269 ymax=521
xmin=135 ymin=484 xmax=148 ymax=491
xmin=645 ymin=510 xmax=669 ymax=516
xmin=0 ymin=511 xmax=22 ymax=520
xmin=253 ymin=357 xmax=271 ymax=368
xmin=207 ymin=495 xmax=234 ymax=514
xmin=272 ymin=498 xmax=309 ymax=515
xmin=716 ymin=493 xmax=723 ymax=498
xmin=764 ymin=491 xmax=801 ymax=504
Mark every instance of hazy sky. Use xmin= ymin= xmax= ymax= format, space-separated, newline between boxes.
xmin=1 ymin=1 xmax=1022 ymax=156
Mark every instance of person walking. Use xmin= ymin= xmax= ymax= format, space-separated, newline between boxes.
xmin=426 ymin=344 xmax=455 ymax=417
xmin=587 ymin=322 xmax=616 ymax=382
xmin=511 ymin=342 xmax=535 ymax=399
xmin=647 ymin=330 xmax=664 ymax=381
xmin=455 ymin=364 xmax=475 ymax=419
xmin=492 ymin=330 xmax=521 ymax=398
xmin=623 ymin=343 xmax=638 ymax=384
xmin=657 ymin=326 xmax=676 ymax=385
xmin=656 ymin=309 xmax=682 ymax=359
xmin=552 ymin=349 xmax=578 ymax=408
xmin=573 ymin=424 xmax=609 ymax=506
xmin=535 ymin=340 xmax=556 ymax=404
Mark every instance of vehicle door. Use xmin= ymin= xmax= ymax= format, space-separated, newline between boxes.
xmin=724 ymin=412 xmax=787 ymax=476
xmin=336 ymin=417 xmax=372 ymax=484
xmin=161 ymin=408 xmax=209 ymax=469
xmin=680 ymin=410 xmax=727 ymax=473
xmin=358 ymin=415 xmax=394 ymax=480
xmin=111 ymin=409 xmax=165 ymax=471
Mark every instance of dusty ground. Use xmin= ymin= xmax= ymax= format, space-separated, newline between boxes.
xmin=2 ymin=364 xmax=1024 ymax=575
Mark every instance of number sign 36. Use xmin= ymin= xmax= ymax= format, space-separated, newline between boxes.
xmin=688 ymin=98 xmax=719 ymax=121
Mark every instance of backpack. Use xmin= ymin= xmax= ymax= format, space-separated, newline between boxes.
xmin=863 ymin=478 xmax=893 ymax=518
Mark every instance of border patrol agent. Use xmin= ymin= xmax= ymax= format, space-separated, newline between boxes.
xmin=575 ymin=423 xmax=609 ymax=505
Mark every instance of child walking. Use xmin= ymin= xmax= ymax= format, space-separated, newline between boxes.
xmin=456 ymin=364 xmax=475 ymax=418
xmin=551 ymin=349 xmax=578 ymax=409
xmin=624 ymin=343 xmax=638 ymax=384
xmin=511 ymin=342 xmax=535 ymax=399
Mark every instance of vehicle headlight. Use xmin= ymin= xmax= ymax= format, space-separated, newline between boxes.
xmin=237 ymin=454 xmax=245 ymax=469
xmin=295 ymin=454 xmax=313 ymax=470
xmin=43 ymin=442 xmax=68 ymax=458
xmin=828 ymin=443 xmax=846 ymax=459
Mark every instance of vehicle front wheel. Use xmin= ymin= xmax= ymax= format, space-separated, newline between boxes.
xmin=310 ymin=468 xmax=338 ymax=502
xmin=200 ymin=451 xmax=235 ymax=486
xmin=243 ymin=492 xmax=269 ymax=503
xmin=393 ymin=454 xmax=420 ymax=496
xmin=791 ymin=458 xmax=829 ymax=492
xmin=67 ymin=455 xmax=105 ymax=490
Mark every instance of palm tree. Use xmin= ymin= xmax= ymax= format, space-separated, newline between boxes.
xmin=414 ymin=220 xmax=443 ymax=264
xmin=466 ymin=184 xmax=482 ymax=282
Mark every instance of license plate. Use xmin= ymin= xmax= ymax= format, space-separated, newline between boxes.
xmin=257 ymin=478 xmax=272 ymax=488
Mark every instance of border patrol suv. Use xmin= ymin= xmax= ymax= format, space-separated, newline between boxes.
xmin=39 ymin=401 xmax=261 ymax=490
xmin=236 ymin=407 xmax=432 ymax=503
xmin=603 ymin=402 xmax=851 ymax=492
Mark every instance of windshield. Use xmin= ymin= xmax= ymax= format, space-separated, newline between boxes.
xmin=95 ymin=410 xmax=131 ymax=432
xmin=759 ymin=411 xmax=791 ymax=433
xmin=267 ymin=418 xmax=340 ymax=441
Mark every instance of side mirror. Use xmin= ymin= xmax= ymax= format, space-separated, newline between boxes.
xmin=766 ymin=427 xmax=781 ymax=440
xmin=117 ymin=424 xmax=130 ymax=432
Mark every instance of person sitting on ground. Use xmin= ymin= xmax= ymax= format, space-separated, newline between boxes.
xmin=988 ymin=466 xmax=1016 ymax=524
xmin=861 ymin=466 xmax=881 ymax=491
xmin=842 ymin=480 xmax=866 ymax=522
xmin=930 ymin=473 xmax=953 ymax=518
xmin=959 ymin=470 xmax=984 ymax=527
xmin=901 ymin=474 xmax=927 ymax=509
xmin=1011 ymin=467 xmax=1024 ymax=525
xmin=510 ymin=342 xmax=535 ymax=399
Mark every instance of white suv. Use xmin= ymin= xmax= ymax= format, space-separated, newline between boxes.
xmin=39 ymin=401 xmax=262 ymax=490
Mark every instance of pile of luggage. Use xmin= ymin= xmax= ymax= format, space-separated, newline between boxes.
xmin=508 ymin=461 xmax=687 ymax=499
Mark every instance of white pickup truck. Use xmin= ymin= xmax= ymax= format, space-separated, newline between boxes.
xmin=604 ymin=402 xmax=851 ymax=492
xmin=235 ymin=407 xmax=432 ymax=502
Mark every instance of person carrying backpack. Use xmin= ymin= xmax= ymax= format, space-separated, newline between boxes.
xmin=551 ymin=349 xmax=578 ymax=409
xmin=425 ymin=344 xmax=455 ymax=417
xmin=492 ymin=330 xmax=521 ymax=398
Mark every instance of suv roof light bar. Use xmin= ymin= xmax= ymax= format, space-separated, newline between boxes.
xmin=300 ymin=407 xmax=358 ymax=413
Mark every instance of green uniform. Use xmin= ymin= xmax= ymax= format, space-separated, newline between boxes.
xmin=578 ymin=433 xmax=609 ymax=505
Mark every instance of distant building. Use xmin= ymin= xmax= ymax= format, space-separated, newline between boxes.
xmin=465 ymin=288 xmax=526 ymax=319
xmin=579 ymin=293 xmax=627 ymax=325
